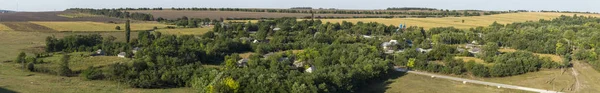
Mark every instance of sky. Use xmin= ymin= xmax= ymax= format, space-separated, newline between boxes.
xmin=1 ymin=0 xmax=599 ymax=12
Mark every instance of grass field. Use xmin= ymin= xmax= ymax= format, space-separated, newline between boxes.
xmin=31 ymin=21 xmax=171 ymax=31
xmin=359 ymin=72 xmax=530 ymax=93
xmin=156 ymin=27 xmax=213 ymax=35
xmin=318 ymin=12 xmax=600 ymax=29
xmin=37 ymin=52 xmax=130 ymax=71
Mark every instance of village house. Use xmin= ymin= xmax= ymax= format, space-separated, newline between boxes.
xmin=237 ymin=58 xmax=249 ymax=67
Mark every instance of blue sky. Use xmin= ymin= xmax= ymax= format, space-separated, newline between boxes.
xmin=1 ymin=0 xmax=599 ymax=12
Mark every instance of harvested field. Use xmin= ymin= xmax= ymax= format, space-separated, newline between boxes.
xmin=318 ymin=12 xmax=600 ymax=29
xmin=130 ymin=10 xmax=393 ymax=19
xmin=0 ymin=11 xmax=121 ymax=22
xmin=0 ymin=22 xmax=56 ymax=32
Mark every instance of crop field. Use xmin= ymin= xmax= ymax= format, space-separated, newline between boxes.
xmin=156 ymin=27 xmax=213 ymax=35
xmin=31 ymin=21 xmax=171 ymax=31
xmin=318 ymin=12 xmax=600 ymax=29
xmin=0 ymin=11 xmax=121 ymax=22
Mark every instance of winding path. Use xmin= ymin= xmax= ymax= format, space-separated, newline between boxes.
xmin=394 ymin=68 xmax=563 ymax=93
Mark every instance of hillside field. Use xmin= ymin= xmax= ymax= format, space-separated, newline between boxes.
xmin=318 ymin=12 xmax=600 ymax=29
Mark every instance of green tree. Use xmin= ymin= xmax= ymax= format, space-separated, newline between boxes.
xmin=125 ymin=20 xmax=131 ymax=43
xmin=407 ymin=58 xmax=416 ymax=68
xmin=187 ymin=19 xmax=198 ymax=28
xmin=480 ymin=42 xmax=499 ymax=62
xmin=58 ymin=53 xmax=72 ymax=76
xmin=224 ymin=54 xmax=240 ymax=69
xmin=16 ymin=52 xmax=26 ymax=69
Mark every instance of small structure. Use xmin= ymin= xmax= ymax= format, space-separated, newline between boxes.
xmin=272 ymin=28 xmax=281 ymax=31
xmin=382 ymin=40 xmax=399 ymax=51
xmin=95 ymin=49 xmax=105 ymax=56
xmin=305 ymin=66 xmax=315 ymax=73
xmin=468 ymin=47 xmax=481 ymax=54
xmin=362 ymin=35 xmax=373 ymax=39
xmin=252 ymin=40 xmax=260 ymax=43
xmin=237 ymin=58 xmax=249 ymax=67
xmin=132 ymin=47 xmax=141 ymax=54
xmin=293 ymin=60 xmax=305 ymax=68
xmin=117 ymin=52 xmax=126 ymax=58
xmin=417 ymin=48 xmax=433 ymax=53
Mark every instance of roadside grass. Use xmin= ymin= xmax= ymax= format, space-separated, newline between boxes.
xmin=31 ymin=21 xmax=171 ymax=31
xmin=239 ymin=52 xmax=254 ymax=59
xmin=468 ymin=69 xmax=575 ymax=92
xmin=0 ymin=24 xmax=12 ymax=31
xmin=317 ymin=12 xmax=600 ymax=29
xmin=58 ymin=13 xmax=103 ymax=18
xmin=156 ymin=27 xmax=213 ymax=35
xmin=363 ymin=72 xmax=530 ymax=93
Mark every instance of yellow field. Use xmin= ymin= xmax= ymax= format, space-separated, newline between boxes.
xmin=31 ymin=21 xmax=171 ymax=31
xmin=156 ymin=27 xmax=213 ymax=35
xmin=58 ymin=13 xmax=103 ymax=18
xmin=0 ymin=24 xmax=12 ymax=31
xmin=318 ymin=12 xmax=600 ymax=29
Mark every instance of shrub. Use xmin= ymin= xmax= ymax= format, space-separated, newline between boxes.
xmin=115 ymin=26 xmax=121 ymax=30
xmin=80 ymin=66 xmax=104 ymax=80
xmin=26 ymin=62 xmax=35 ymax=71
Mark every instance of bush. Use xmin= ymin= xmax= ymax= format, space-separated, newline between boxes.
xmin=57 ymin=54 xmax=72 ymax=76
xmin=27 ymin=62 xmax=35 ymax=71
xmin=80 ymin=66 xmax=104 ymax=80
xmin=115 ymin=26 xmax=121 ymax=30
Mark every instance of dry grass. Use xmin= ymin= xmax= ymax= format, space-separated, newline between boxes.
xmin=499 ymin=48 xmax=563 ymax=62
xmin=31 ymin=21 xmax=171 ymax=31
xmin=239 ymin=52 xmax=254 ymax=59
xmin=156 ymin=27 xmax=213 ymax=35
xmin=572 ymin=61 xmax=600 ymax=92
xmin=0 ymin=24 xmax=12 ymax=31
xmin=454 ymin=56 xmax=495 ymax=66
xmin=318 ymin=12 xmax=600 ymax=29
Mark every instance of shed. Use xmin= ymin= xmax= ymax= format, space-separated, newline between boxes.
xmin=305 ymin=66 xmax=315 ymax=73
xmin=95 ymin=49 xmax=105 ymax=56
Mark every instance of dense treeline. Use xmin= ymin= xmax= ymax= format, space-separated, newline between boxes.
xmin=67 ymin=8 xmax=155 ymax=21
xmin=157 ymin=16 xmax=220 ymax=28
xmin=386 ymin=7 xmax=438 ymax=11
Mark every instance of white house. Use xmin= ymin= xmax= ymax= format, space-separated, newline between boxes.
xmin=117 ymin=52 xmax=126 ymax=58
